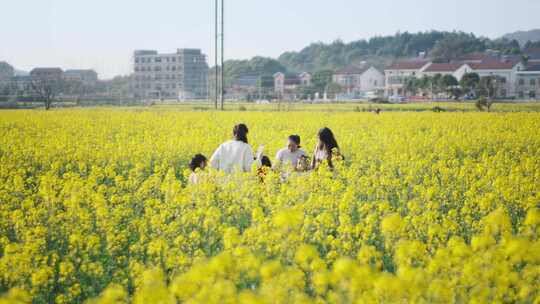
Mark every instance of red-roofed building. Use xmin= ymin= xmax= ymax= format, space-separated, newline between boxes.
xmin=274 ymin=72 xmax=311 ymax=100
xmin=384 ymin=60 xmax=431 ymax=96
xmin=422 ymin=63 xmax=472 ymax=81
xmin=467 ymin=61 xmax=525 ymax=98
xmin=456 ymin=52 xmax=497 ymax=64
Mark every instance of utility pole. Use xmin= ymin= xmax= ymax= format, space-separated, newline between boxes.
xmin=214 ymin=0 xmax=218 ymax=109
xmin=220 ymin=0 xmax=225 ymax=110
xmin=214 ymin=0 xmax=225 ymax=110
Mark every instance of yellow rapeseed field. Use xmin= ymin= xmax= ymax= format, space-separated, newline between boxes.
xmin=1 ymin=109 xmax=539 ymax=303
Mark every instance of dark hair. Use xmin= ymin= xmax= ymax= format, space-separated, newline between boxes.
xmin=261 ymin=155 xmax=272 ymax=168
xmin=233 ymin=123 xmax=249 ymax=143
xmin=189 ymin=154 xmax=207 ymax=171
xmin=318 ymin=127 xmax=339 ymax=151
xmin=288 ymin=135 xmax=301 ymax=147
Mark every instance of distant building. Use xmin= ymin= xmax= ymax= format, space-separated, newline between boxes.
xmin=0 ymin=62 xmax=15 ymax=81
xmin=332 ymin=66 xmax=384 ymax=98
xmin=132 ymin=49 xmax=208 ymax=100
xmin=421 ymin=63 xmax=471 ymax=81
xmin=457 ymin=52 xmax=498 ymax=64
xmin=384 ymin=60 xmax=431 ymax=96
xmin=230 ymin=75 xmax=259 ymax=100
xmin=274 ymin=72 xmax=311 ymax=99
xmin=467 ymin=61 xmax=525 ymax=98
xmin=30 ymin=68 xmax=64 ymax=80
xmin=64 ymin=69 xmax=98 ymax=86
xmin=516 ymin=64 xmax=540 ymax=99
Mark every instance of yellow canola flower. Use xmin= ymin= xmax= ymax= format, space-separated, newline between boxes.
xmin=0 ymin=109 xmax=539 ymax=303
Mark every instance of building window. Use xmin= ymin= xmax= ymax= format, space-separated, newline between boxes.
xmin=135 ymin=58 xmax=139 ymax=63
xmin=172 ymin=57 xmax=176 ymax=62
xmin=500 ymin=77 xmax=506 ymax=84
xmin=501 ymin=89 xmax=507 ymax=97
xmin=530 ymin=91 xmax=536 ymax=98
xmin=518 ymin=91 xmax=524 ymax=98
xmin=531 ymin=79 xmax=536 ymax=86
xmin=519 ymin=78 xmax=525 ymax=85
xmin=155 ymin=57 xmax=161 ymax=63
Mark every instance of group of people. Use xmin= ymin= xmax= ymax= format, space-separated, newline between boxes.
xmin=188 ymin=123 xmax=342 ymax=184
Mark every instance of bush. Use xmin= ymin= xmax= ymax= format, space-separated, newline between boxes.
xmin=370 ymin=97 xmax=390 ymax=104
xmin=239 ymin=105 xmax=247 ymax=111
xmin=476 ymin=97 xmax=487 ymax=111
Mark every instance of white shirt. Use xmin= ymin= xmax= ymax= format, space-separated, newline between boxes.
xmin=275 ymin=148 xmax=306 ymax=168
xmin=210 ymin=140 xmax=254 ymax=173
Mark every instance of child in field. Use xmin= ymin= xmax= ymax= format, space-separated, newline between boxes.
xmin=257 ymin=155 xmax=272 ymax=182
xmin=274 ymin=135 xmax=307 ymax=170
xmin=188 ymin=154 xmax=207 ymax=184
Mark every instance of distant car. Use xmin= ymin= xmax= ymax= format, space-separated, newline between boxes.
xmin=463 ymin=94 xmax=476 ymax=100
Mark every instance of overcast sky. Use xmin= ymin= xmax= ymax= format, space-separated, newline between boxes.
xmin=1 ymin=0 xmax=539 ymax=79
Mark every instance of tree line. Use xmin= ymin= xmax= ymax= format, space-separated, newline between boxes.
xmin=218 ymin=30 xmax=530 ymax=88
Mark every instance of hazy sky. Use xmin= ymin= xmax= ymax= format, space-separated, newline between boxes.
xmin=1 ymin=0 xmax=539 ymax=79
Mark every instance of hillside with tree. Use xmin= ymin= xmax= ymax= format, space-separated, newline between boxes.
xmin=219 ymin=31 xmax=526 ymax=85
xmin=503 ymin=29 xmax=540 ymax=47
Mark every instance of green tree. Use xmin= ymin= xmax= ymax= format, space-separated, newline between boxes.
xmin=477 ymin=76 xmax=502 ymax=112
xmin=326 ymin=82 xmax=343 ymax=99
xmin=297 ymin=85 xmax=318 ymax=100
xmin=311 ymin=70 xmax=334 ymax=92
xmin=460 ymin=73 xmax=480 ymax=96
xmin=29 ymin=77 xmax=66 ymax=110
xmin=478 ymin=76 xmax=502 ymax=99
xmin=441 ymin=75 xmax=459 ymax=98
xmin=475 ymin=97 xmax=495 ymax=112
xmin=417 ymin=76 xmax=432 ymax=96
xmin=404 ymin=77 xmax=419 ymax=96
xmin=431 ymin=74 xmax=443 ymax=97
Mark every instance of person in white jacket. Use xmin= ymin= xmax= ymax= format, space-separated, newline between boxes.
xmin=210 ymin=123 xmax=255 ymax=173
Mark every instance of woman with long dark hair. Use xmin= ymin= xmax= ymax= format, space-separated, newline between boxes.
xmin=210 ymin=123 xmax=255 ymax=173
xmin=311 ymin=127 xmax=342 ymax=170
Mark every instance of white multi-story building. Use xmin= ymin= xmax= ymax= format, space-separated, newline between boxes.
xmin=132 ymin=49 xmax=208 ymax=100
xmin=516 ymin=64 xmax=540 ymax=100
xmin=384 ymin=60 xmax=431 ymax=96
xmin=467 ymin=61 xmax=525 ymax=98
xmin=332 ymin=66 xmax=384 ymax=98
